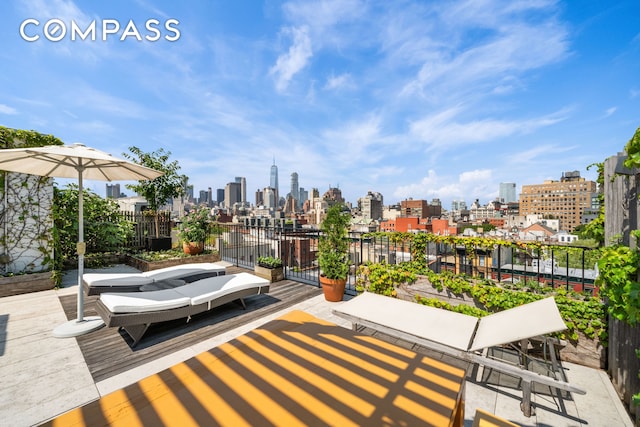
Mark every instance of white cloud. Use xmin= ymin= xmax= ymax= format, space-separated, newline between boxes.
xmin=270 ymin=26 xmax=313 ymax=92
xmin=394 ymin=168 xmax=495 ymax=203
xmin=398 ymin=1 xmax=569 ymax=103
xmin=17 ymin=0 xmax=113 ymax=62
xmin=321 ymin=115 xmax=383 ymax=164
xmin=283 ymin=0 xmax=365 ymax=36
xmin=508 ymin=144 xmax=577 ymax=164
xmin=19 ymin=0 xmax=89 ymax=22
xmin=324 ymin=73 xmax=352 ymax=91
xmin=0 ymin=104 xmax=18 ymax=115
xmin=71 ymin=84 xmax=147 ymax=118
xmin=409 ymin=107 xmax=569 ymax=149
xmin=604 ymin=107 xmax=617 ymax=118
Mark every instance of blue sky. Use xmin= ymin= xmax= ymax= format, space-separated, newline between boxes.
xmin=0 ymin=0 xmax=638 ymax=208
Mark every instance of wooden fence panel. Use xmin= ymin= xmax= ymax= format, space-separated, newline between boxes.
xmin=604 ymin=153 xmax=640 ymax=423
xmin=120 ymin=211 xmax=172 ymax=249
xmin=608 ymin=317 xmax=640 ymax=423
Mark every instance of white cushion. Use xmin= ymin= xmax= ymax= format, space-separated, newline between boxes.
xmin=175 ymin=272 xmax=269 ymax=306
xmin=84 ymin=263 xmax=225 ymax=288
xmin=141 ymin=263 xmax=225 ymax=281
xmin=468 ymin=297 xmax=566 ymax=351
xmin=333 ymin=292 xmax=479 ymax=351
xmin=83 ymin=273 xmax=154 ymax=288
xmin=100 ymin=289 xmax=191 ymax=313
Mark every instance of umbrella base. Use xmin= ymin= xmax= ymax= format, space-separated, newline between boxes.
xmin=53 ymin=316 xmax=105 ymax=338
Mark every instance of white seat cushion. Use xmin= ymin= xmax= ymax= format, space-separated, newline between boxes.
xmin=141 ymin=263 xmax=225 ymax=281
xmin=332 ymin=292 xmax=479 ymax=351
xmin=175 ymin=272 xmax=269 ymax=306
xmin=84 ymin=263 xmax=225 ymax=289
xmin=83 ymin=273 xmax=154 ymax=288
xmin=100 ymin=289 xmax=191 ymax=313
xmin=468 ymin=297 xmax=566 ymax=351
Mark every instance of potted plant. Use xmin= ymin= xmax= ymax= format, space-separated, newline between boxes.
xmin=317 ymin=203 xmax=351 ymax=301
xmin=123 ymin=146 xmax=186 ymax=251
xmin=177 ymin=206 xmax=210 ymax=255
xmin=254 ymin=256 xmax=284 ymax=282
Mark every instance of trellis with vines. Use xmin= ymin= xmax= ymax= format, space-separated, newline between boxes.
xmin=356 ymin=233 xmax=607 ymax=344
xmin=0 ymin=127 xmax=63 ymax=278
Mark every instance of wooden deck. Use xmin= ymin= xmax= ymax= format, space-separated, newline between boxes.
xmin=59 ymin=267 xmax=322 ymax=383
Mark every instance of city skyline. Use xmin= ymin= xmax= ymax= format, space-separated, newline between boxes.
xmin=1 ymin=1 xmax=638 ymax=208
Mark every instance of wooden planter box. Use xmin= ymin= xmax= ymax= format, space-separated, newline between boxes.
xmin=254 ymin=265 xmax=284 ymax=283
xmin=0 ymin=271 xmax=55 ymax=298
xmin=146 ymin=237 xmax=172 ymax=251
xmin=126 ymin=252 xmax=220 ymax=272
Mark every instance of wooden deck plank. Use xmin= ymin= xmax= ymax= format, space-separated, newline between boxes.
xmin=59 ymin=268 xmax=322 ymax=383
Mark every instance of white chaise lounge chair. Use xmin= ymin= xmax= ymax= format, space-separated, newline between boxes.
xmin=95 ymin=272 xmax=270 ymax=346
xmin=83 ymin=262 xmax=226 ymax=295
xmin=332 ymin=292 xmax=586 ymax=417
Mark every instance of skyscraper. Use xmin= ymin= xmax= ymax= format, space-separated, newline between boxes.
xmin=263 ymin=187 xmax=276 ymax=208
xmin=186 ymin=185 xmax=194 ymax=202
xmin=224 ymin=182 xmax=241 ymax=208
xmin=106 ymin=183 xmax=120 ymax=198
xmin=358 ymin=191 xmax=383 ymax=221
xmin=270 ymin=159 xmax=279 ymax=205
xmin=235 ymin=177 xmax=246 ymax=203
xmin=499 ymin=182 xmax=517 ymax=203
xmin=290 ymin=172 xmax=299 ymax=202
xmin=198 ymin=190 xmax=209 ymax=205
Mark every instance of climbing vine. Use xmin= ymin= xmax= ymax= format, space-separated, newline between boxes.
xmin=0 ymin=127 xmax=63 ymax=277
xmin=606 ymin=126 xmax=640 ymax=405
xmin=357 ymin=261 xmax=607 ymax=343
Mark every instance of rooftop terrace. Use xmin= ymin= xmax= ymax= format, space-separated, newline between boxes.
xmin=0 ymin=264 xmax=633 ymax=426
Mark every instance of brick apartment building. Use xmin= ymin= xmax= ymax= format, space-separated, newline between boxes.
xmin=519 ymin=171 xmax=597 ymax=232
xmin=400 ymin=199 xmax=442 ymax=218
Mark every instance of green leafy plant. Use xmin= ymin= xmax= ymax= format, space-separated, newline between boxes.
xmin=356 ymin=260 xmax=607 ymax=343
xmin=317 ymin=203 xmax=350 ymax=280
xmin=596 ymin=243 xmax=640 ymax=324
xmin=130 ymin=248 xmax=213 ymax=262
xmin=177 ymin=206 xmax=210 ymax=243
xmin=623 ymin=126 xmax=640 ymax=170
xmin=53 ymin=184 xmax=134 ymax=263
xmin=356 ymin=262 xmax=417 ymax=297
xmin=257 ymin=256 xmax=283 ymax=269
xmin=123 ymin=147 xmax=186 ymax=238
xmin=0 ymin=127 xmax=63 ymax=280
xmin=414 ymin=296 xmax=489 ymax=318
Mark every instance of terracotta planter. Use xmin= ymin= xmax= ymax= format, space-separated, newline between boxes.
xmin=182 ymin=241 xmax=204 ymax=255
xmin=320 ymin=276 xmax=346 ymax=302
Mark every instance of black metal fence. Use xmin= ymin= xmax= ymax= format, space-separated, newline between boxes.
xmin=215 ymin=223 xmax=599 ymax=295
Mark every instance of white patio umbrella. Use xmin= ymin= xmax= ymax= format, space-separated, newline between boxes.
xmin=0 ymin=143 xmax=163 ymax=337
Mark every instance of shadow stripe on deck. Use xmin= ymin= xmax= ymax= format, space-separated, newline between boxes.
xmin=59 ymin=269 xmax=322 ymax=383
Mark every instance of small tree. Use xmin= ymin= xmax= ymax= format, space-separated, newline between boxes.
xmin=123 ymin=147 xmax=186 ymax=238
xmin=317 ymin=203 xmax=351 ymax=280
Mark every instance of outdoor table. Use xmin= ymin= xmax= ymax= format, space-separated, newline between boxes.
xmin=42 ymin=310 xmax=467 ymax=426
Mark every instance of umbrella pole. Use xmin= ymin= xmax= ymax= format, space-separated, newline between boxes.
xmin=77 ymin=170 xmax=85 ymax=322
xmin=53 ymin=163 xmax=104 ymax=338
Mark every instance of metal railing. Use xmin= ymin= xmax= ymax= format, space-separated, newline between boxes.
xmin=215 ymin=223 xmax=599 ymax=295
